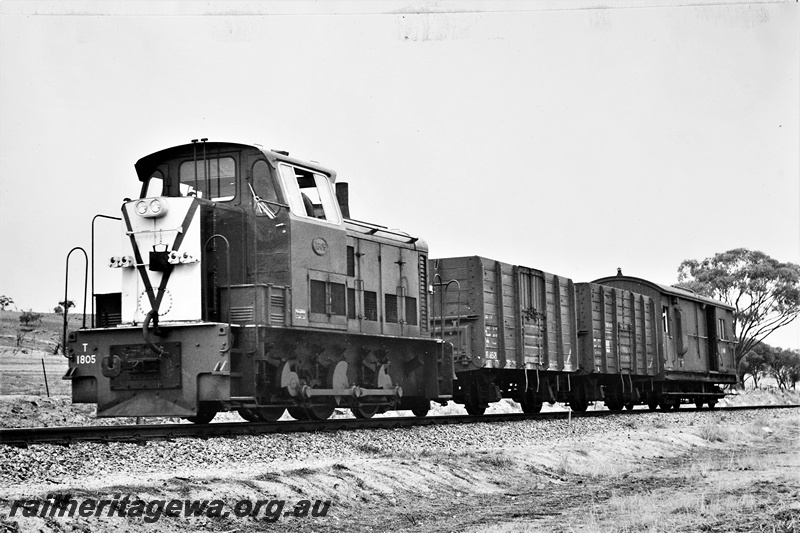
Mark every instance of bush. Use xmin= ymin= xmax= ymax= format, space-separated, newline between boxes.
xmin=19 ymin=310 xmax=42 ymax=326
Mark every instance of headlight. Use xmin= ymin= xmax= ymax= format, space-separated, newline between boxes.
xmin=133 ymin=198 xmax=169 ymax=218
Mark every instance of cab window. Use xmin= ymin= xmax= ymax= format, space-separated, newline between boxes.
xmin=253 ymin=160 xmax=279 ymax=204
xmin=143 ymin=170 xmax=164 ymax=198
xmin=277 ymin=163 xmax=341 ymax=223
xmin=179 ymin=157 xmax=236 ymax=201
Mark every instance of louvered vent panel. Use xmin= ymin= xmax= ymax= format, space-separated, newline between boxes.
xmin=230 ymin=306 xmax=254 ymax=324
xmin=270 ymin=292 xmax=286 ymax=325
xmin=418 ymin=255 xmax=428 ymax=331
xmin=98 ymin=313 xmax=122 ymax=328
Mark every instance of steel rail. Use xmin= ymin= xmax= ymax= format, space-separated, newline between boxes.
xmin=1 ymin=404 xmax=798 ymax=448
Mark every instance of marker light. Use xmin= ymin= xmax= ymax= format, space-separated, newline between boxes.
xmin=135 ymin=201 xmax=149 ymax=215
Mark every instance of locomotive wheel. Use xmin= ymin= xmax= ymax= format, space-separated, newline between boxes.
xmin=237 ymin=409 xmax=260 ymax=422
xmin=647 ymin=400 xmax=658 ymax=411
xmin=352 ymin=404 xmax=380 ymax=419
xmin=306 ymin=400 xmax=336 ymax=421
xmin=623 ymin=402 xmax=634 ymax=410
xmin=186 ymin=405 xmax=217 ymax=424
xmin=255 ymin=407 xmax=285 ymax=422
xmin=520 ymin=389 xmax=543 ymax=414
xmin=288 ymin=407 xmax=310 ymax=421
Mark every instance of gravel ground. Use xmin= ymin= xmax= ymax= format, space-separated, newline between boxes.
xmin=0 ymin=407 xmax=789 ymax=488
xmin=1 ymin=393 xmax=798 ymax=532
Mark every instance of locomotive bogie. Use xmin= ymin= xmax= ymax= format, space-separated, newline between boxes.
xmin=227 ymin=325 xmax=453 ymax=418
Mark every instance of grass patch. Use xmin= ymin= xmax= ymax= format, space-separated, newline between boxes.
xmin=356 ymin=443 xmax=383 ymax=454
xmin=286 ymin=466 xmax=316 ymax=477
xmin=697 ymin=422 xmax=734 ymax=442
xmin=482 ymin=455 xmax=513 ymax=469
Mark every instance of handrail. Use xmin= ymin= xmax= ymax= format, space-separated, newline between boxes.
xmin=91 ymin=214 xmax=122 ymax=328
xmin=432 ymin=274 xmax=462 ymax=363
xmin=204 ymin=234 xmax=232 ymax=352
xmin=344 ymin=218 xmax=419 ymax=244
xmin=62 ymin=247 xmax=88 ymax=357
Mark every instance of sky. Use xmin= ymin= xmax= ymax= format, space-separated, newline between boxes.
xmin=1 ymin=0 xmax=798 ymax=349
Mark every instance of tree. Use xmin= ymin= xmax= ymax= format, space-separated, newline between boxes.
xmin=677 ymin=248 xmax=800 ymax=385
xmin=59 ymin=300 xmax=75 ymax=311
xmin=769 ymin=348 xmax=800 ymax=390
xmin=0 ymin=295 xmax=14 ymax=311
xmin=739 ymin=343 xmax=771 ymax=389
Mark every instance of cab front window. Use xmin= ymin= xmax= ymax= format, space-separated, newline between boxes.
xmin=179 ymin=157 xmax=236 ymax=201
xmin=143 ymin=170 xmax=164 ymax=198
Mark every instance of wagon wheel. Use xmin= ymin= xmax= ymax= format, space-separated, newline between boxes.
xmin=605 ymin=387 xmax=624 ymax=411
xmin=659 ymin=401 xmax=675 ymax=411
xmin=352 ymin=403 xmax=381 ymax=419
xmin=464 ymin=381 xmax=487 ymax=416
xmin=647 ymin=400 xmax=659 ymax=411
xmin=568 ymin=383 xmax=589 ymax=412
xmin=623 ymin=402 xmax=634 ymax=410
xmin=411 ymin=402 xmax=430 ymax=418
xmin=520 ymin=389 xmax=543 ymax=414
xmin=694 ymin=398 xmax=704 ymax=409
xmin=707 ymin=400 xmax=717 ymax=410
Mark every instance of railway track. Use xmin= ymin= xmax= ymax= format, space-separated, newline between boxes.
xmin=1 ymin=404 xmax=797 ymax=448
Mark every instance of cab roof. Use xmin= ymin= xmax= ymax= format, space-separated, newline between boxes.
xmin=134 ymin=141 xmax=337 ymax=182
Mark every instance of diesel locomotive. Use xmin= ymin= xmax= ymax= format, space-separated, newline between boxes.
xmin=63 ymin=140 xmax=737 ymax=422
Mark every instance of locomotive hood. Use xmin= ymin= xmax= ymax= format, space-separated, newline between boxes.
xmin=115 ymin=196 xmax=203 ymax=323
